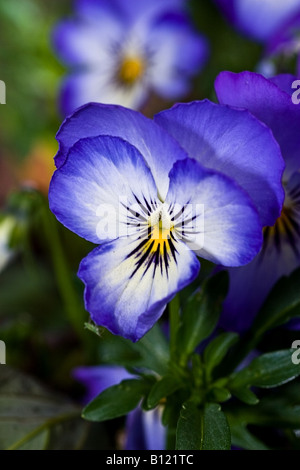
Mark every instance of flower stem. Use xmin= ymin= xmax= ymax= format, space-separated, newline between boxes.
xmin=169 ymin=295 xmax=180 ymax=361
xmin=40 ymin=196 xmax=86 ymax=339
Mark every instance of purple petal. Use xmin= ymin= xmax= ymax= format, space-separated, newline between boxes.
xmin=78 ymin=235 xmax=200 ymax=342
xmin=73 ymin=365 xmax=134 ymax=404
xmin=52 ymin=18 xmax=122 ymax=67
xmin=148 ymin=28 xmax=208 ymax=99
xmin=59 ymin=71 xmax=148 ymax=117
xmin=216 ymin=0 xmax=300 ymax=42
xmin=270 ymin=73 xmax=298 ymax=95
xmin=215 ymin=71 xmax=299 ymax=178
xmin=167 ymin=159 xmax=262 ymax=266
xmin=54 ymin=103 xmax=188 ymax=200
xmin=49 ymin=135 xmax=157 ymax=244
xmin=76 ymin=0 xmax=186 ymax=26
xmin=221 ymin=171 xmax=300 ymax=332
xmin=155 ymin=99 xmax=285 ymax=227
xmin=125 ymin=407 xmax=166 ymax=450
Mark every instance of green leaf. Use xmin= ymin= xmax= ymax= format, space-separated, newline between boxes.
xmin=200 ymin=403 xmax=231 ymax=450
xmin=98 ymin=324 xmax=169 ymax=376
xmin=178 ymin=271 xmax=229 ymax=361
xmin=176 ymin=402 xmax=231 ymax=450
xmin=0 ymin=367 xmax=88 ymax=450
xmin=230 ymin=387 xmax=259 ymax=405
xmin=146 ymin=376 xmax=183 ymax=409
xmin=82 ymin=379 xmax=150 ymax=422
xmin=229 ymin=350 xmax=300 ymax=390
xmin=137 ymin=324 xmax=170 ymax=375
xmin=203 ymin=332 xmax=239 ymax=378
xmin=230 ymin=424 xmax=269 ymax=450
xmin=252 ymin=267 xmax=300 ymax=336
xmin=209 ymin=387 xmax=232 ymax=403
xmin=176 ymin=402 xmax=202 ymax=450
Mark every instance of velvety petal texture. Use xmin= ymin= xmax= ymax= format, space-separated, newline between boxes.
xmin=215 ymin=72 xmax=300 ymax=332
xmin=166 ymin=159 xmax=262 ymax=266
xmin=49 ymin=135 xmax=158 ymax=244
xmin=54 ymin=103 xmax=188 ymax=200
xmin=126 ymin=407 xmax=165 ymax=450
xmin=155 ymin=100 xmax=285 ymax=227
xmin=78 ymin=236 xmax=200 ymax=341
xmin=215 ymin=71 xmax=300 ymax=177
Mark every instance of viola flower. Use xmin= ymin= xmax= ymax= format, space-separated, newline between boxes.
xmin=215 ymin=71 xmax=300 ymax=332
xmin=49 ymin=101 xmax=284 ymax=341
xmin=52 ymin=0 xmax=208 ymax=115
xmin=73 ymin=365 xmax=166 ymax=450
xmin=265 ymin=11 xmax=300 ymax=75
xmin=214 ymin=0 xmax=300 ymax=42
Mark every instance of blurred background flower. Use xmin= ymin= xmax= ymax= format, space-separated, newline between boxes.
xmin=52 ymin=0 xmax=209 ymax=115
xmin=214 ymin=0 xmax=300 ymax=76
xmin=215 ymin=71 xmax=300 ymax=332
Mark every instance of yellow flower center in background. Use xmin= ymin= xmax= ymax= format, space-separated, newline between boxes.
xmin=118 ymin=56 xmax=145 ymax=85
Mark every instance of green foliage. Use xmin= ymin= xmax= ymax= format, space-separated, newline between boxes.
xmin=177 ymin=271 xmax=229 ymax=363
xmin=77 ymin=267 xmax=300 ymax=450
xmin=82 ymin=379 xmax=152 ymax=422
xmin=0 ymin=367 xmax=88 ymax=450
xmin=252 ymin=268 xmax=300 ymax=337
xmin=176 ymin=402 xmax=231 ymax=450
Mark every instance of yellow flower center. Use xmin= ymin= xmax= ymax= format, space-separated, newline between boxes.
xmin=118 ymin=56 xmax=145 ymax=85
xmin=263 ymin=198 xmax=299 ymax=254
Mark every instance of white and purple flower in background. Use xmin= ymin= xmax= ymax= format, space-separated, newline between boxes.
xmin=48 ymin=100 xmax=284 ymax=342
xmin=215 ymin=71 xmax=300 ymax=331
xmin=52 ymin=0 xmax=208 ymax=115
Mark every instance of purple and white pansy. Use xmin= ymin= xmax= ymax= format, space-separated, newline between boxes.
xmin=49 ymin=100 xmax=284 ymax=342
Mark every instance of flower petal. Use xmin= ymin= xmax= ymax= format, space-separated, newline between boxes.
xmin=166 ymin=159 xmax=262 ymax=266
xmin=221 ymin=170 xmax=300 ymax=332
xmin=155 ymin=99 xmax=285 ymax=227
xmin=59 ymin=71 xmax=148 ymax=117
xmin=76 ymin=0 xmax=186 ymax=25
xmin=148 ymin=23 xmax=208 ymax=99
xmin=125 ymin=407 xmax=165 ymax=450
xmin=73 ymin=365 xmax=134 ymax=404
xmin=78 ymin=236 xmax=200 ymax=342
xmin=215 ymin=71 xmax=299 ymax=178
xmin=52 ymin=19 xmax=121 ymax=67
xmin=49 ymin=135 xmax=158 ymax=244
xmin=215 ymin=0 xmax=300 ymax=41
xmin=55 ymin=103 xmax=188 ymax=199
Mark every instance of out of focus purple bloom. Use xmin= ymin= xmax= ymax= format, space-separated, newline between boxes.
xmin=215 ymin=0 xmax=300 ymax=42
xmin=215 ymin=0 xmax=300 ymax=75
xmin=73 ymin=365 xmax=166 ymax=450
xmin=215 ymin=71 xmax=300 ymax=332
xmin=73 ymin=365 xmax=133 ymax=404
xmin=53 ymin=0 xmax=208 ymax=115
